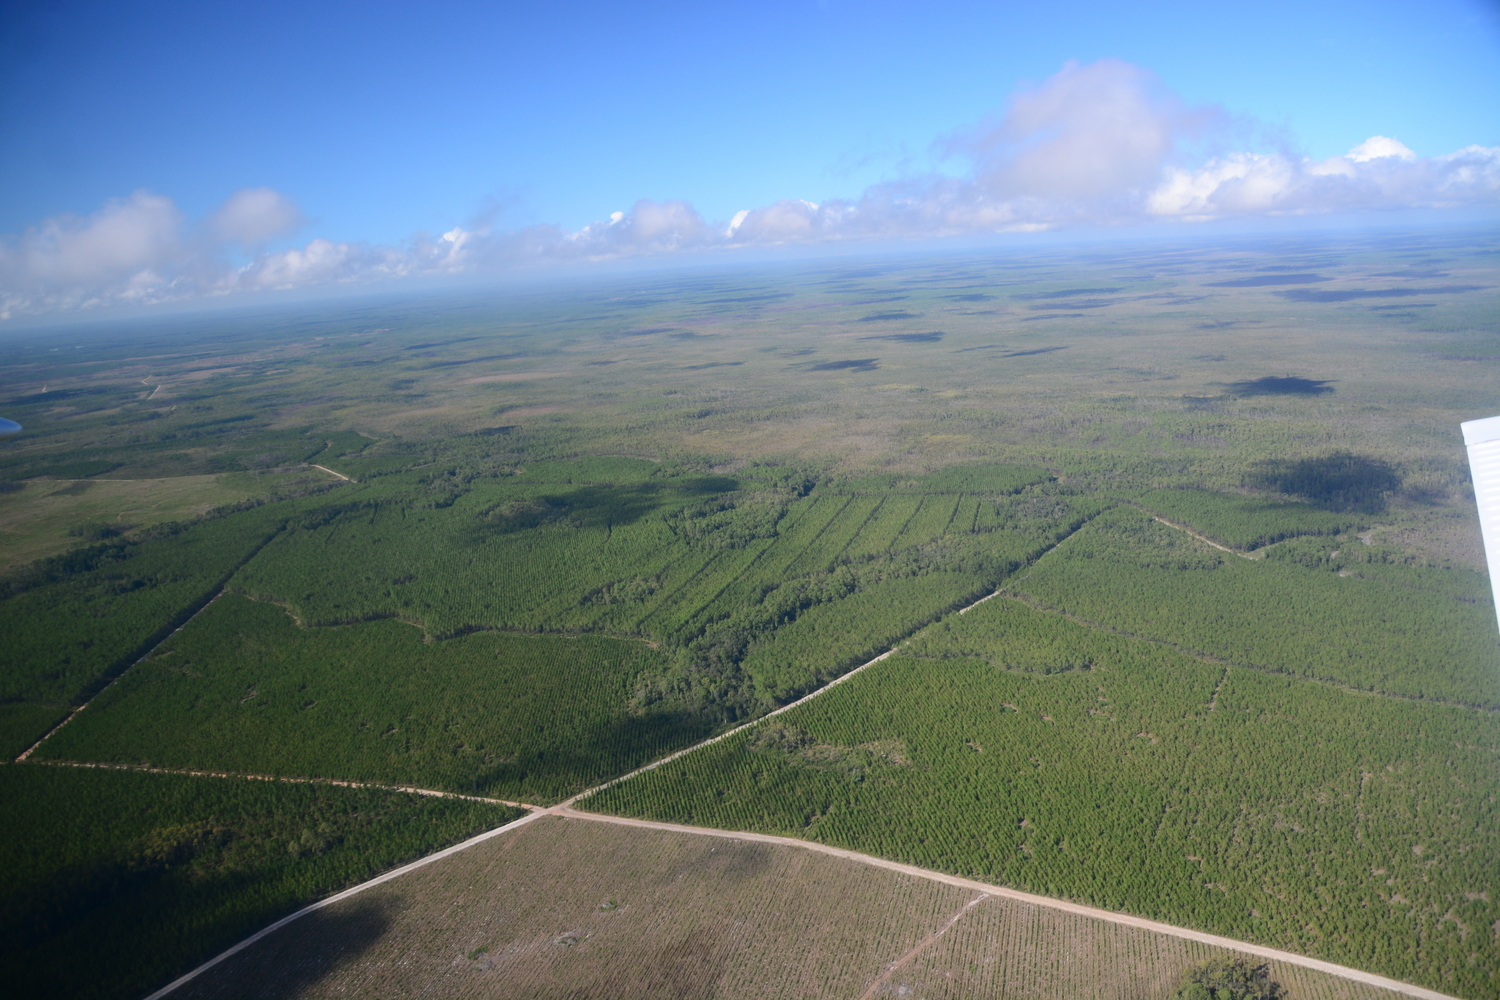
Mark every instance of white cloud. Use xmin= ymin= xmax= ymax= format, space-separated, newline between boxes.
xmin=1347 ymin=136 xmax=1417 ymax=163
xmin=205 ymin=187 xmax=304 ymax=246
xmin=3 ymin=60 xmax=1497 ymax=321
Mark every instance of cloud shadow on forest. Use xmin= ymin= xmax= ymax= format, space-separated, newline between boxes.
xmin=1246 ymin=452 xmax=1402 ymax=513
xmin=1226 ymin=376 xmax=1333 ymax=396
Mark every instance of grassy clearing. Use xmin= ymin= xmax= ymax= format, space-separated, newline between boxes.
xmin=0 ymin=474 xmax=272 ymax=572
xmin=585 ymin=598 xmax=1500 ymax=999
xmin=0 ymin=764 xmax=520 ymax=1000
xmin=171 ymin=814 xmax=1413 ymax=1000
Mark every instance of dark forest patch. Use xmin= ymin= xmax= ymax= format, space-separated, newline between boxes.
xmin=1226 ymin=376 xmax=1333 ymax=396
xmin=1002 ymin=346 xmax=1068 ymax=357
xmin=1013 ymin=287 xmax=1123 ymax=300
xmin=1205 ymin=274 xmax=1328 ymax=287
xmin=414 ymin=353 xmax=529 ymax=369
xmin=807 ymin=359 xmax=880 ymax=372
xmin=858 ymin=332 xmax=944 ymax=343
xmin=857 ymin=311 xmax=921 ymax=322
xmin=403 ymin=337 xmax=482 ymax=351
xmin=682 ymin=362 xmax=745 ymax=370
xmin=1276 ymin=285 xmax=1485 ymax=303
xmin=1020 ymin=313 xmax=1086 ymax=321
xmin=1028 ymin=299 xmax=1114 ymax=310
xmin=945 ymin=293 xmax=996 ymax=302
xmin=1247 ymin=452 xmax=1402 ymax=513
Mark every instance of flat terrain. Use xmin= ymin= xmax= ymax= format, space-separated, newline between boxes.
xmin=171 ymin=814 xmax=1415 ymax=1000
xmin=1 ymin=227 xmax=1496 ymax=999
xmin=586 ymin=597 xmax=1498 ymax=997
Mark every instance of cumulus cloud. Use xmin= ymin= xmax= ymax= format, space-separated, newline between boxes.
xmin=205 ymin=187 xmax=304 ymax=246
xmin=3 ymin=59 xmax=1497 ymax=321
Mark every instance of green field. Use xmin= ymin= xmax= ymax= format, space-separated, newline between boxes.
xmin=1 ymin=228 xmax=1496 ymax=998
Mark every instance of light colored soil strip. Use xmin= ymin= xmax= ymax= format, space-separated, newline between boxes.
xmin=145 ymin=802 xmax=1461 ymax=1000
xmin=32 ymin=760 xmax=541 ymax=811
xmin=309 ymin=464 xmax=352 ymax=481
xmin=1149 ymin=514 xmax=1257 ymax=559
xmin=552 ymin=810 xmax=1459 ymax=1000
xmin=857 ymin=891 xmax=991 ymax=1000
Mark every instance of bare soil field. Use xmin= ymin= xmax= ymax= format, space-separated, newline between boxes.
xmin=172 ymin=815 xmax=1413 ymax=1000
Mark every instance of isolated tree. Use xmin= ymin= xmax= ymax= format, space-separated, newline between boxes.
xmin=1170 ymin=957 xmax=1283 ymax=1000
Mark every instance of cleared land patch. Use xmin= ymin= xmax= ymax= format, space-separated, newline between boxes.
xmin=167 ymin=814 xmax=1413 ymax=1000
xmin=0 ymin=473 xmax=270 ymax=572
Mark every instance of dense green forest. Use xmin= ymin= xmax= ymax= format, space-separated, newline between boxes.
xmin=1 ymin=230 xmax=1496 ymax=998
xmin=40 ymin=594 xmax=694 ymax=802
xmin=0 ymin=766 xmax=519 ymax=1000
xmin=1129 ymin=487 xmax=1365 ymax=550
xmin=1010 ymin=506 xmax=1497 ymax=707
xmin=0 ymin=504 xmax=291 ymax=757
xmin=584 ymin=598 xmax=1500 ymax=999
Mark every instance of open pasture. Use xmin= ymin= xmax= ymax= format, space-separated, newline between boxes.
xmin=0 ymin=473 xmax=275 ymax=573
xmin=169 ymin=814 xmax=1411 ymax=1000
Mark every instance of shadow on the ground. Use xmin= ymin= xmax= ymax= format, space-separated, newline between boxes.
xmin=174 ymin=897 xmax=392 ymax=1000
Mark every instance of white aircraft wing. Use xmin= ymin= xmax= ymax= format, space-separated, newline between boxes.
xmin=1461 ymin=414 xmax=1500 ymax=632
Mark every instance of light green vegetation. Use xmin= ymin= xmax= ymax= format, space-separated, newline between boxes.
xmin=1011 ymin=505 xmax=1497 ymax=707
xmin=0 ymin=764 xmax=520 ymax=1000
xmin=0 ymin=473 xmax=278 ymax=573
xmin=1 ymin=227 xmax=1496 ymax=998
xmin=1130 ymin=487 xmax=1365 ymax=550
xmin=585 ymin=598 xmax=1500 ymax=999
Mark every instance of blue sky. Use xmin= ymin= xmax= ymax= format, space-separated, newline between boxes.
xmin=1 ymin=0 xmax=1497 ymax=320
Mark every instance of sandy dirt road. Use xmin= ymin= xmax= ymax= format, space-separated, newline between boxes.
xmin=551 ymin=809 xmax=1461 ymax=1000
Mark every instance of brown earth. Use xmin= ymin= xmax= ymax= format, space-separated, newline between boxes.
xmin=171 ymin=814 xmax=1416 ymax=1000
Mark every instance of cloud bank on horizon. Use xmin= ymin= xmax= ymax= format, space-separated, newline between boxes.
xmin=3 ymin=60 xmax=1495 ymax=322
